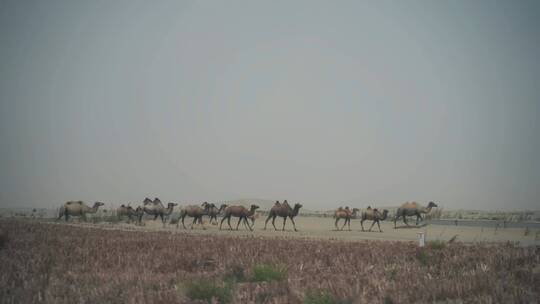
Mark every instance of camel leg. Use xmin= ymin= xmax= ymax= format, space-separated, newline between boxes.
xmin=264 ymin=215 xmax=272 ymax=230
xmin=182 ymin=215 xmax=187 ymax=229
xmin=377 ymin=220 xmax=382 ymax=232
xmin=220 ymin=216 xmax=227 ymax=230
xmin=347 ymin=218 xmax=351 ymax=231
xmin=361 ymin=218 xmax=365 ymax=231
xmin=369 ymin=220 xmax=376 ymax=232
xmin=227 ymin=216 xmax=233 ymax=230
xmin=282 ymin=217 xmax=287 ymax=231
xmin=335 ymin=218 xmax=340 ymax=230
xmin=416 ymin=214 xmax=422 ymax=226
xmin=236 ymin=217 xmax=242 ymax=230
xmin=160 ymin=214 xmax=165 ymax=227
xmin=191 ymin=217 xmax=198 ymax=229
xmin=244 ymin=217 xmax=253 ymax=231
xmin=394 ymin=215 xmax=398 ymax=228
xmin=271 ymin=216 xmax=278 ymax=231
xmin=403 ymin=216 xmax=409 ymax=226
xmin=290 ymin=216 xmax=298 ymax=232
xmin=341 ymin=218 xmax=348 ymax=231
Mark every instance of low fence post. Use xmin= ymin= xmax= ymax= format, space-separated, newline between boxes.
xmin=417 ymin=232 xmax=425 ymax=247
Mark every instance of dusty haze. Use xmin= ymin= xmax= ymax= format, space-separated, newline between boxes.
xmin=0 ymin=1 xmax=539 ymax=210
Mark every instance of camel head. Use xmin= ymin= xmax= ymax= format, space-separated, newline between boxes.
xmin=167 ymin=202 xmax=178 ymax=208
xmin=201 ymin=201 xmax=209 ymax=208
xmin=427 ymin=201 xmax=438 ymax=208
xmin=218 ymin=204 xmax=228 ymax=212
xmin=94 ymin=202 xmax=105 ymax=207
xmin=250 ymin=204 xmax=260 ymax=212
xmin=143 ymin=198 xmax=153 ymax=205
xmin=381 ymin=209 xmax=389 ymax=220
xmin=294 ymin=203 xmax=303 ymax=210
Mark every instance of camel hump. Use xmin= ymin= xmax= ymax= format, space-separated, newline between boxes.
xmin=402 ymin=201 xmax=419 ymax=209
xmin=274 ymin=201 xmax=281 ymax=206
xmin=367 ymin=206 xmax=372 ymax=210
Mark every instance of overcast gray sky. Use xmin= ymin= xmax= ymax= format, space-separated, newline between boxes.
xmin=1 ymin=0 xmax=539 ymax=210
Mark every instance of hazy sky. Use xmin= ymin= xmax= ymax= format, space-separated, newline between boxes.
xmin=1 ymin=0 xmax=539 ymax=210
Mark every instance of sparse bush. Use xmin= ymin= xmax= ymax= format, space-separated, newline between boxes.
xmin=184 ymin=279 xmax=233 ymax=304
xmin=304 ymin=289 xmax=335 ymax=304
xmin=416 ymin=248 xmax=431 ymax=266
xmin=428 ymin=240 xmax=446 ymax=250
xmin=304 ymin=289 xmax=353 ymax=304
xmin=224 ymin=264 xmax=246 ymax=283
xmin=251 ymin=264 xmax=287 ymax=282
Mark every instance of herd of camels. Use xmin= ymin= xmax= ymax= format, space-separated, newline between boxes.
xmin=57 ymin=199 xmax=438 ymax=232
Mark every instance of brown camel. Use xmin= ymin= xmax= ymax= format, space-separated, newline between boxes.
xmin=142 ymin=199 xmax=177 ymax=225
xmin=360 ymin=207 xmax=389 ymax=232
xmin=57 ymin=201 xmax=105 ymax=221
xmin=178 ymin=202 xmax=210 ymax=229
xmin=334 ymin=206 xmax=359 ymax=231
xmin=220 ymin=204 xmax=259 ymax=231
xmin=206 ymin=203 xmax=228 ymax=225
xmin=263 ymin=200 xmax=303 ymax=231
xmin=394 ymin=201 xmax=438 ymax=228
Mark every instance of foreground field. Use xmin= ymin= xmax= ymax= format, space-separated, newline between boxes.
xmin=0 ymin=219 xmax=539 ymax=303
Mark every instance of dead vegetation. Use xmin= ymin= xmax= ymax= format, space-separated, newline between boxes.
xmin=0 ymin=219 xmax=538 ymax=303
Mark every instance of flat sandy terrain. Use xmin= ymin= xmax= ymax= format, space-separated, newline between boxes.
xmin=50 ymin=216 xmax=540 ymax=246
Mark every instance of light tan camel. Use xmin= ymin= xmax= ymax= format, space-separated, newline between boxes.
xmin=263 ymin=200 xmax=303 ymax=231
xmin=178 ymin=202 xmax=210 ymax=229
xmin=334 ymin=206 xmax=359 ymax=231
xmin=220 ymin=204 xmax=259 ymax=231
xmin=394 ymin=201 xmax=438 ymax=228
xmin=57 ymin=201 xmax=105 ymax=221
xmin=360 ymin=207 xmax=389 ymax=232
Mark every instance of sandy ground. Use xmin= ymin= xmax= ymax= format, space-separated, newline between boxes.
xmin=46 ymin=216 xmax=540 ymax=246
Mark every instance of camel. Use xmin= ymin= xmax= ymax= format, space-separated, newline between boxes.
xmin=57 ymin=201 xmax=105 ymax=221
xmin=220 ymin=204 xmax=259 ymax=231
xmin=334 ymin=206 xmax=359 ymax=231
xmin=178 ymin=202 xmax=210 ymax=229
xmin=263 ymin=200 xmax=303 ymax=231
xmin=142 ymin=199 xmax=177 ymax=225
xmin=117 ymin=204 xmax=144 ymax=224
xmin=360 ymin=207 xmax=389 ymax=232
xmin=206 ymin=203 xmax=228 ymax=225
xmin=394 ymin=201 xmax=438 ymax=228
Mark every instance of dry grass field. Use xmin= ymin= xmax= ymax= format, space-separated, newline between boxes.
xmin=0 ymin=219 xmax=539 ymax=303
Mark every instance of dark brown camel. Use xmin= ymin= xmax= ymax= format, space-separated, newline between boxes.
xmin=263 ymin=200 xmax=303 ymax=231
xmin=220 ymin=204 xmax=259 ymax=231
